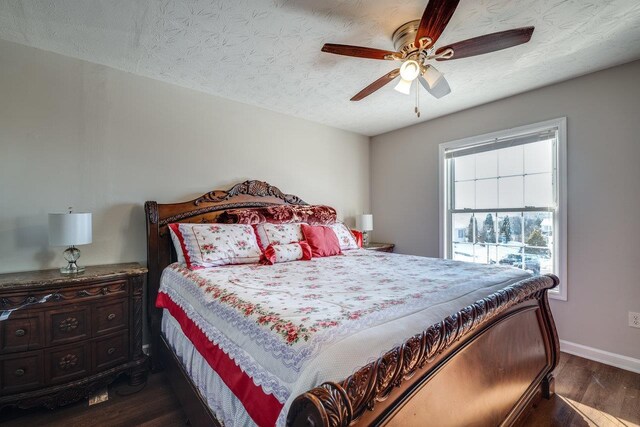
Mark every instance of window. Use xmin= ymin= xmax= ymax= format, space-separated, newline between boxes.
xmin=439 ymin=118 xmax=567 ymax=300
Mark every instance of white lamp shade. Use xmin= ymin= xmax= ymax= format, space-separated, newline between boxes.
xmin=356 ymin=214 xmax=373 ymax=232
xmin=419 ymin=73 xmax=451 ymax=99
xmin=422 ymin=65 xmax=443 ymax=89
xmin=49 ymin=213 xmax=92 ymax=246
xmin=394 ymin=78 xmax=413 ymax=95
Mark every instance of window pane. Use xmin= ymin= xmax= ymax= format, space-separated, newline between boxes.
xmin=473 ymin=243 xmax=497 ymax=265
xmin=476 ymin=179 xmax=497 ymax=209
xmin=476 ymin=212 xmax=498 ymax=244
xmin=452 ymin=213 xmax=474 ymax=243
xmin=498 ymin=176 xmax=524 ymax=209
xmin=496 ymin=212 xmax=524 ymax=244
xmin=475 ymin=151 xmax=497 ymax=179
xmin=453 ymin=242 xmax=474 ymax=262
xmin=498 ymin=145 xmax=523 ymax=176
xmin=497 ymin=245 xmax=523 ymax=267
xmin=525 ymin=139 xmax=553 ymax=174
xmin=523 ymin=211 xmax=553 ymax=275
xmin=454 ymin=180 xmax=475 ymax=209
xmin=454 ymin=155 xmax=475 ymax=181
xmin=524 ymin=173 xmax=553 ymax=206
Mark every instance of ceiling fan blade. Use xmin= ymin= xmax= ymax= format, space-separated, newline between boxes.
xmin=435 ymin=26 xmax=534 ymax=61
xmin=351 ymin=69 xmax=400 ymax=101
xmin=321 ymin=43 xmax=399 ymax=60
xmin=419 ymin=75 xmax=451 ymax=99
xmin=415 ymin=0 xmax=460 ymax=47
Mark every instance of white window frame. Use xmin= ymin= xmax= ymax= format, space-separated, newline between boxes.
xmin=439 ymin=118 xmax=567 ymax=300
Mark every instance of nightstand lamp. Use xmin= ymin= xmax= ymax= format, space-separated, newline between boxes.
xmin=49 ymin=210 xmax=92 ymax=274
xmin=356 ymin=214 xmax=373 ymax=247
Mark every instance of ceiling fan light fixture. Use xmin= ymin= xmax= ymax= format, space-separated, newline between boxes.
xmin=399 ymin=60 xmax=420 ymax=81
xmin=422 ymin=64 xmax=443 ymax=89
xmin=394 ymin=78 xmax=413 ymax=95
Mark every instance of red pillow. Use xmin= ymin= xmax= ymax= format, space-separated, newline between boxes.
xmin=350 ymin=229 xmax=363 ymax=248
xmin=300 ymin=224 xmax=342 ymax=257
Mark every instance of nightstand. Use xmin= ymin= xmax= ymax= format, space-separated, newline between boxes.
xmin=0 ymin=263 xmax=148 ymax=410
xmin=363 ymin=243 xmax=395 ymax=253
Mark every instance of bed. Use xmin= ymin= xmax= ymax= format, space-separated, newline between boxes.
xmin=145 ymin=180 xmax=559 ymax=427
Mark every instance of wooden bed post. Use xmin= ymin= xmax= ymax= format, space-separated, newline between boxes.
xmin=144 ymin=201 xmax=163 ymax=372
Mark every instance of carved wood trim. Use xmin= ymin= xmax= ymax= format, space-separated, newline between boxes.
xmin=159 ymin=202 xmax=281 ymax=227
xmin=145 ymin=201 xmax=159 ymax=225
xmin=0 ymin=359 xmax=147 ymax=410
xmin=287 ymin=274 xmax=560 ymax=427
xmin=131 ymin=275 xmax=145 ymax=358
xmin=77 ymin=283 xmax=126 ymax=297
xmin=194 ymin=180 xmax=307 ymax=206
xmin=1 ymin=282 xmax=126 ymax=309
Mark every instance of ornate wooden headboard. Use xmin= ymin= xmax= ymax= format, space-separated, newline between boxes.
xmin=144 ymin=180 xmax=307 ymax=366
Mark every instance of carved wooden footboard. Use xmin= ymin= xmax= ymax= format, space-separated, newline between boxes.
xmin=287 ymin=274 xmax=559 ymax=427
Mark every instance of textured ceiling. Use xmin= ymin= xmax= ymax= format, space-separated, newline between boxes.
xmin=1 ymin=0 xmax=640 ymax=136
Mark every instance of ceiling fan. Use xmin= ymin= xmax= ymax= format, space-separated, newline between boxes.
xmin=321 ymin=0 xmax=534 ymax=117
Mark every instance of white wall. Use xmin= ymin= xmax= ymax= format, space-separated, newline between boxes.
xmin=371 ymin=60 xmax=640 ymax=360
xmin=0 ymin=39 xmax=370 ymax=274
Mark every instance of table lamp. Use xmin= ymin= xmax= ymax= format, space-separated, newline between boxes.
xmin=49 ymin=210 xmax=92 ymax=274
xmin=356 ymin=214 xmax=373 ymax=247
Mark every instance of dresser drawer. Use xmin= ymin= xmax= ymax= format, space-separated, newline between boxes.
xmin=93 ymin=299 xmax=128 ymax=336
xmin=0 ymin=313 xmax=44 ymax=353
xmin=45 ymin=342 xmax=90 ymax=384
xmin=46 ymin=306 xmax=90 ymax=346
xmin=93 ymin=332 xmax=128 ymax=371
xmin=1 ymin=350 xmax=43 ymax=394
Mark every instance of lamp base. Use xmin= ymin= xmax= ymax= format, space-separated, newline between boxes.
xmin=60 ymin=246 xmax=85 ymax=274
xmin=362 ymin=231 xmax=370 ymax=247
xmin=60 ymin=264 xmax=85 ymax=274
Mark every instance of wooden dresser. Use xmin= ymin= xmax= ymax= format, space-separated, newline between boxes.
xmin=0 ymin=263 xmax=148 ymax=410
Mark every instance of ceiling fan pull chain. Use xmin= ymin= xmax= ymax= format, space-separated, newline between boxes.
xmin=415 ymin=82 xmax=421 ymax=118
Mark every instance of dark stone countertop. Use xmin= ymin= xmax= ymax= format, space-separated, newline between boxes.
xmin=0 ymin=263 xmax=147 ymax=290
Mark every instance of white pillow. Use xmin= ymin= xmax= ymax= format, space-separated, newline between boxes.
xmin=253 ymin=222 xmax=305 ymax=250
xmin=329 ymin=223 xmax=360 ymax=250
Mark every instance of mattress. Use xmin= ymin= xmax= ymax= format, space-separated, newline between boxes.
xmin=157 ymin=249 xmax=531 ymax=426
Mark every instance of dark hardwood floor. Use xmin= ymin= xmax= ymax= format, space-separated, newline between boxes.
xmin=0 ymin=373 xmax=187 ymax=427
xmin=518 ymin=353 xmax=639 ymax=427
xmin=2 ymin=353 xmax=638 ymax=426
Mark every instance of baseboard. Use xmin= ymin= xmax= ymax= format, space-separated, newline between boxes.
xmin=560 ymin=340 xmax=640 ymax=374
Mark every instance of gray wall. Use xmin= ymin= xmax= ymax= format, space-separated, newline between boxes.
xmin=371 ymin=60 xmax=640 ymax=359
xmin=0 ymin=39 xmax=370 ymax=273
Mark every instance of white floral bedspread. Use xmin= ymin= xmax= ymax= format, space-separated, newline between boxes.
xmin=158 ymin=250 xmax=531 ymax=423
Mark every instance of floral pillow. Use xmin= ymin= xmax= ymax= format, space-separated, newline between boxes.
xmin=263 ymin=242 xmax=312 ymax=265
xmin=329 ymin=223 xmax=360 ymax=250
xmin=253 ymin=222 xmax=305 ymax=251
xmin=168 ymin=223 xmax=262 ymax=270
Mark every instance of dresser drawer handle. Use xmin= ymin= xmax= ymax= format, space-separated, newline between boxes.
xmin=14 ymin=368 xmax=25 ymax=377
xmin=15 ymin=329 xmax=26 ymax=337
xmin=107 ymin=347 xmax=116 ymax=355
xmin=107 ymin=313 xmax=116 ymax=321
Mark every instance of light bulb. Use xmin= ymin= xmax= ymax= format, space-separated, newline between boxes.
xmin=394 ymin=78 xmax=413 ymax=95
xmin=399 ymin=60 xmax=420 ymax=81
